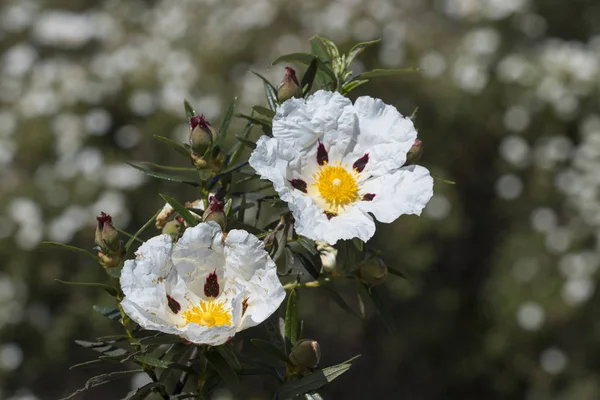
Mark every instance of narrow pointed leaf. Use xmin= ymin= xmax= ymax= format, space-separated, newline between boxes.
xmin=208 ymin=161 xmax=249 ymax=190
xmin=236 ymin=113 xmax=272 ymax=128
xmin=252 ymin=105 xmax=276 ymax=118
xmin=218 ymin=97 xmax=237 ymax=147
xmin=342 ymin=79 xmax=369 ymax=95
xmin=275 ymin=360 xmax=357 ymax=399
xmin=205 ymin=350 xmax=240 ymax=393
xmin=353 ymin=67 xmax=420 ymax=80
xmin=125 ymin=208 xmax=161 ymax=253
xmin=134 ymin=355 xmax=195 ymax=373
xmin=272 ymin=53 xmax=336 ymax=85
xmin=43 ymin=242 xmax=97 ymax=261
xmin=126 ymin=162 xmax=199 ymax=187
xmin=346 ymin=39 xmax=381 ymax=66
xmin=285 ymin=290 xmax=298 ymax=346
xmin=122 ymin=382 xmax=162 ymax=400
xmin=312 ymin=35 xmax=340 ymax=59
xmin=55 ymin=280 xmax=117 ymax=296
xmin=60 ymin=370 xmax=144 ymax=400
xmin=321 ymin=285 xmax=361 ymax=319
xmin=92 ymin=306 xmax=121 ymax=321
xmin=250 ymin=338 xmax=289 ymax=363
xmin=153 ymin=135 xmax=191 ymax=157
xmin=183 ymin=99 xmax=196 ymax=119
xmin=140 ymin=162 xmax=196 ymax=172
xmin=300 ymin=57 xmax=318 ymax=96
xmin=159 ymin=194 xmax=198 ymax=227
xmin=364 ymin=284 xmax=397 ymax=334
xmin=251 ymin=71 xmax=279 ymax=110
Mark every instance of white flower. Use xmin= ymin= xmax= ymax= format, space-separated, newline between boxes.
xmin=249 ymin=90 xmax=434 ymax=244
xmin=120 ymin=222 xmax=285 ymax=346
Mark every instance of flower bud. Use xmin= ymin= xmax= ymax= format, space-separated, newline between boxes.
xmin=202 ymin=196 xmax=226 ymax=229
xmin=358 ymin=257 xmax=388 ymax=286
xmin=405 ymin=139 xmax=422 ymax=165
xmin=95 ymin=212 xmax=120 ymax=253
xmin=277 ymin=67 xmax=302 ymax=102
xmin=315 ymin=241 xmax=338 ymax=273
xmin=155 ymin=202 xmax=175 ymax=229
xmin=289 ymin=339 xmax=321 ymax=371
xmin=189 ymin=114 xmax=218 ymax=156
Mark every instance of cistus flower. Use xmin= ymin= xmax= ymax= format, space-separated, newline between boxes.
xmin=277 ymin=67 xmax=302 ymax=102
xmin=120 ymin=222 xmax=285 ymax=345
xmin=249 ymin=90 xmax=434 ymax=244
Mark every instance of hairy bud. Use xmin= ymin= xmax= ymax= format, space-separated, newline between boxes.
xmin=277 ymin=67 xmax=302 ymax=102
xmin=95 ymin=212 xmax=120 ymax=253
xmin=189 ymin=114 xmax=218 ymax=156
xmin=289 ymin=339 xmax=321 ymax=371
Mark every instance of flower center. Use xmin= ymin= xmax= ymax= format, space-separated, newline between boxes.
xmin=312 ymin=163 xmax=359 ymax=211
xmin=182 ymin=299 xmax=232 ymax=328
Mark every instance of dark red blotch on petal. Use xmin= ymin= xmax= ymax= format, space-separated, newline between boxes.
xmin=167 ymin=295 xmax=181 ymax=314
xmin=324 ymin=211 xmax=337 ymax=220
xmin=316 ymin=141 xmax=328 ymax=166
xmin=289 ymin=178 xmax=308 ymax=193
xmin=353 ymin=153 xmax=369 ymax=173
xmin=204 ymin=270 xmax=220 ymax=297
xmin=362 ymin=193 xmax=376 ymax=201
xmin=242 ymin=298 xmax=249 ymax=316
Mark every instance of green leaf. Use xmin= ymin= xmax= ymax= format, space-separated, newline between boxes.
xmin=218 ymin=97 xmax=237 ymax=147
xmin=312 ymin=35 xmax=340 ymax=59
xmin=250 ymin=338 xmax=289 ymax=363
xmin=236 ymin=113 xmax=272 ymax=128
xmin=126 ymin=162 xmax=200 ymax=187
xmin=92 ymin=306 xmax=121 ymax=321
xmin=134 ymin=355 xmax=195 ymax=374
xmin=74 ymin=340 xmax=128 ymax=358
xmin=69 ymin=359 xmax=105 ymax=370
xmin=363 ymin=284 xmax=397 ymax=334
xmin=432 ymin=174 xmax=456 ymax=184
xmin=387 ymin=265 xmax=410 ymax=280
xmin=285 ymin=290 xmax=298 ymax=347
xmin=208 ymin=161 xmax=249 ymax=190
xmin=300 ymin=57 xmax=318 ymax=96
xmin=121 ymin=382 xmax=162 ymax=399
xmin=55 ymin=280 xmax=117 ymax=296
xmin=59 ymin=369 xmax=143 ymax=400
xmin=217 ymin=345 xmax=242 ymax=370
xmin=346 ymin=39 xmax=381 ymax=66
xmin=153 ymin=135 xmax=191 ymax=158
xmin=353 ymin=67 xmax=421 ymax=80
xmin=159 ymin=194 xmax=198 ymax=227
xmin=125 ymin=208 xmax=161 ymax=253
xmin=321 ymin=285 xmax=362 ymax=319
xmin=137 ymin=333 xmax=183 ymax=345
xmin=275 ymin=358 xmax=359 ymax=399
xmin=252 ymin=105 xmax=276 ymax=118
xmin=305 ymin=393 xmax=325 ymax=400
xmin=205 ymin=350 xmax=240 ymax=393
xmin=183 ymin=99 xmax=196 ymax=119
xmin=352 ymin=238 xmax=364 ymax=252
xmin=43 ymin=242 xmax=97 ymax=262
xmin=341 ymin=79 xmax=369 ymax=95
xmin=251 ymin=71 xmax=279 ymax=111
xmin=139 ymin=162 xmax=196 ymax=172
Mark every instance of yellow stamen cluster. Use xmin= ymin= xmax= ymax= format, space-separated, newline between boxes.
xmin=182 ymin=299 xmax=232 ymax=328
xmin=312 ymin=162 xmax=359 ymax=212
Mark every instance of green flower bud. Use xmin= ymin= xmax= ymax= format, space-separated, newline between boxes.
xmin=358 ymin=257 xmax=388 ymax=286
xmin=202 ymin=196 xmax=226 ymax=229
xmin=95 ymin=212 xmax=120 ymax=253
xmin=289 ymin=339 xmax=321 ymax=371
xmin=189 ymin=114 xmax=218 ymax=155
xmin=162 ymin=218 xmax=182 ymax=239
xmin=405 ymin=139 xmax=422 ymax=165
xmin=277 ymin=67 xmax=302 ymax=102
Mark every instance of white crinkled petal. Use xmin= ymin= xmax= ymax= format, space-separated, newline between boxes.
xmin=223 ymin=229 xmax=285 ymax=331
xmin=249 ymin=135 xmax=292 ymax=194
xmin=357 ymin=165 xmax=434 ymax=223
xmin=349 ymin=96 xmax=418 ymax=177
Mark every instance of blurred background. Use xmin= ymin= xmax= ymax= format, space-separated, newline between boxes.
xmin=2 ymin=0 xmax=600 ymax=398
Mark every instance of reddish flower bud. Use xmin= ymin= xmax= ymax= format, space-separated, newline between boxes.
xmin=277 ymin=67 xmax=303 ymax=102
xmin=405 ymin=139 xmax=423 ymax=165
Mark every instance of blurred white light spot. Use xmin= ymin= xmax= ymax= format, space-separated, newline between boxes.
xmin=559 ymin=253 xmax=597 ymax=279
xmin=2 ymin=44 xmax=37 ymax=77
xmin=495 ymin=174 xmax=523 ymax=200
xmin=0 ymin=110 xmax=17 ymax=137
xmin=499 ymin=135 xmax=530 ymax=167
xmin=540 ymin=347 xmax=567 ymax=374
xmin=352 ymin=18 xmax=378 ymax=41
xmin=503 ymin=106 xmax=530 ymax=133
xmin=562 ymin=278 xmax=595 ymax=306
xmin=129 ymin=91 xmax=155 ymax=116
xmin=530 ymin=207 xmax=557 ymax=233
xmin=0 ymin=343 xmax=23 ymax=371
xmin=104 ymin=165 xmax=146 ymax=189
xmin=545 ymin=228 xmax=570 ymax=254
xmin=425 ymin=194 xmax=451 ymax=220
xmin=517 ymin=302 xmax=544 ymax=331
xmin=115 ymin=125 xmax=142 ymax=149
xmin=379 ymin=45 xmax=404 ymax=68
xmin=420 ymin=52 xmax=447 ymax=78
xmin=463 ymin=28 xmax=500 ymax=55
xmin=84 ymin=108 xmax=112 ymax=136
xmin=453 ymin=59 xmax=488 ymax=94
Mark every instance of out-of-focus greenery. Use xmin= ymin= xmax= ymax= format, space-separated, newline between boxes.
xmin=2 ymin=0 xmax=600 ymax=399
